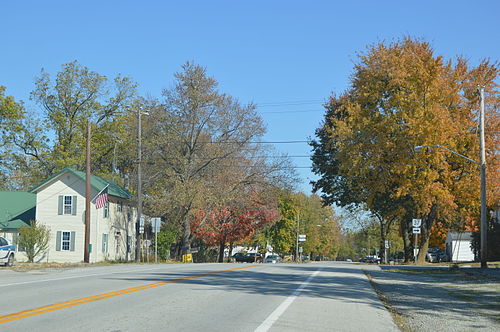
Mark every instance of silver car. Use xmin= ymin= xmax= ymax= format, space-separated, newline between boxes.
xmin=265 ymin=255 xmax=282 ymax=264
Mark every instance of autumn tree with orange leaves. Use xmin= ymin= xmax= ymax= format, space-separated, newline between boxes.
xmin=312 ymin=37 xmax=499 ymax=263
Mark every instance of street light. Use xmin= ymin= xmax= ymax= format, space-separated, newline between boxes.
xmin=414 ymin=145 xmax=479 ymax=165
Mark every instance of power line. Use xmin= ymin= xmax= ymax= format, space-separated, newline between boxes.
xmin=181 ymin=140 xmax=310 ymax=144
xmin=256 ymin=100 xmax=324 ymax=107
xmin=260 ymin=109 xmax=324 ymax=114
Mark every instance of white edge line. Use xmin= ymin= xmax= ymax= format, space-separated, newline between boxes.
xmin=254 ymin=268 xmax=322 ymax=332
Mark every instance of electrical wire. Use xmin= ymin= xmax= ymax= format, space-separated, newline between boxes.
xmin=256 ymin=100 xmax=324 ymax=107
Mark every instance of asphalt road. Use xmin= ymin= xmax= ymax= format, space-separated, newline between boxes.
xmin=0 ymin=262 xmax=399 ymax=332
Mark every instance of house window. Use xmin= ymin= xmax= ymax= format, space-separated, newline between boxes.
xmin=103 ymin=203 xmax=109 ymax=218
xmin=61 ymin=231 xmax=71 ymax=251
xmin=117 ymin=201 xmax=123 ymax=212
xmin=58 ymin=195 xmax=77 ymax=215
xmin=102 ymin=234 xmax=109 ymax=253
xmin=64 ymin=196 xmax=73 ymax=214
xmin=56 ymin=231 xmax=75 ymax=251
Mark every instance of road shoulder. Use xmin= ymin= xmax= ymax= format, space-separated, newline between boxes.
xmin=364 ymin=265 xmax=500 ymax=332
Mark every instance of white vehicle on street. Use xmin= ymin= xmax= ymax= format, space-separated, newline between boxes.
xmin=0 ymin=236 xmax=15 ymax=266
xmin=264 ymin=254 xmax=282 ymax=264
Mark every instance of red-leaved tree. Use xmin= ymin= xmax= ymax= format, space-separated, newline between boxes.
xmin=192 ymin=204 xmax=277 ymax=262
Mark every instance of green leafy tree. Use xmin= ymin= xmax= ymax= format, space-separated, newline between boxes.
xmin=0 ymin=86 xmax=24 ymax=143
xmin=18 ymin=221 xmax=50 ymax=263
xmin=0 ymin=86 xmax=26 ymax=189
xmin=151 ymin=221 xmax=181 ymax=261
xmin=268 ymin=193 xmax=297 ymax=256
xmin=294 ymin=193 xmax=341 ymax=260
xmin=13 ymin=61 xmax=137 ymax=185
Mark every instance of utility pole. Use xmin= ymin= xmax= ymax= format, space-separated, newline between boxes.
xmin=479 ymin=87 xmax=488 ymax=268
xmin=84 ymin=119 xmax=91 ymax=263
xmin=135 ymin=109 xmax=144 ymax=262
xmin=155 ymin=224 xmax=158 ymax=264
xmin=296 ymin=214 xmax=299 ymax=263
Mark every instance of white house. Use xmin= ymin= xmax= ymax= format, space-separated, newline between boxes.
xmin=445 ymin=231 xmax=475 ymax=262
xmin=1 ymin=168 xmax=137 ymax=263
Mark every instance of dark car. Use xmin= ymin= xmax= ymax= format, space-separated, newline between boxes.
xmin=233 ymin=252 xmax=263 ymax=263
xmin=426 ymin=248 xmax=447 ymax=263
xmin=360 ymin=256 xmax=380 ymax=264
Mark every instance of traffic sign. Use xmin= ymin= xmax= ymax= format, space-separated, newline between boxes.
xmin=412 ymin=227 xmax=421 ymax=234
xmin=151 ymin=217 xmax=161 ymax=233
xmin=385 ymin=240 xmax=390 ymax=249
xmin=412 ymin=219 xmax=422 ymax=227
xmin=298 ymin=234 xmax=306 ymax=242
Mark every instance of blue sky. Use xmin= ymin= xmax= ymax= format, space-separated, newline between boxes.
xmin=1 ymin=0 xmax=498 ymax=193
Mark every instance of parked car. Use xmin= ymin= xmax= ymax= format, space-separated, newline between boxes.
xmin=247 ymin=253 xmax=263 ymax=263
xmin=426 ymin=248 xmax=447 ymax=263
xmin=233 ymin=252 xmax=263 ymax=263
xmin=232 ymin=253 xmax=246 ymax=262
xmin=368 ymin=256 xmax=381 ymax=264
xmin=360 ymin=256 xmax=380 ymax=264
xmin=264 ymin=255 xmax=282 ymax=264
xmin=0 ymin=236 xmax=15 ymax=266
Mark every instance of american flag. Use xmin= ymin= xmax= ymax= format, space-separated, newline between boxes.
xmin=95 ymin=186 xmax=109 ymax=209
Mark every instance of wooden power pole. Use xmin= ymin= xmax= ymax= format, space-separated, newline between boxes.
xmin=84 ymin=120 xmax=91 ymax=263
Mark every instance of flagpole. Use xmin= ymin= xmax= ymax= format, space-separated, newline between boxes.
xmin=91 ymin=184 xmax=110 ymax=202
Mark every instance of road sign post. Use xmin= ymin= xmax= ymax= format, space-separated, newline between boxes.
xmin=384 ymin=240 xmax=390 ymax=264
xmin=412 ymin=219 xmax=421 ymax=263
xmin=151 ymin=218 xmax=161 ymax=263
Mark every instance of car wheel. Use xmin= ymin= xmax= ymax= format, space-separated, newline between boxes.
xmin=6 ymin=254 xmax=14 ymax=267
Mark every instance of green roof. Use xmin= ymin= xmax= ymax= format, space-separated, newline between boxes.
xmin=0 ymin=219 xmax=30 ymax=230
xmin=0 ymin=191 xmax=36 ymax=230
xmin=31 ymin=167 xmax=131 ymax=199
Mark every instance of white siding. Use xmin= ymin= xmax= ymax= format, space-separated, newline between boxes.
xmin=448 ymin=240 xmax=475 ymax=262
xmin=94 ymin=196 xmax=136 ymax=262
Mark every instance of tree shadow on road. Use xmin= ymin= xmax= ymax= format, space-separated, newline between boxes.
xmin=105 ymin=263 xmax=386 ymax=309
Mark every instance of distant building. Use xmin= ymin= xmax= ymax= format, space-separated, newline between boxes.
xmin=494 ymin=206 xmax=500 ymax=224
xmin=445 ymin=231 xmax=475 ymax=262
xmin=0 ymin=168 xmax=136 ymax=263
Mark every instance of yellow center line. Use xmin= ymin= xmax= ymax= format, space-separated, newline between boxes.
xmin=0 ymin=265 xmax=257 ymax=324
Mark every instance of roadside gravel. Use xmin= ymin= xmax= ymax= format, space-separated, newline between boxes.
xmin=365 ymin=265 xmax=500 ymax=332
